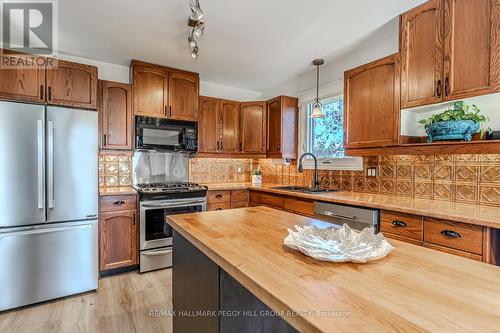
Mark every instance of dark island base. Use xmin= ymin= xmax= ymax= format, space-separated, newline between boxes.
xmin=173 ymin=230 xmax=297 ymax=333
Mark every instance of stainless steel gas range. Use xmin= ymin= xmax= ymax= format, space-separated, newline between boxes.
xmin=136 ymin=183 xmax=207 ymax=272
xmin=133 ymin=152 xmax=207 ymax=273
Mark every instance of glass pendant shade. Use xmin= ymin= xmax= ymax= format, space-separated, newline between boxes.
xmin=311 ymin=103 xmax=324 ymax=118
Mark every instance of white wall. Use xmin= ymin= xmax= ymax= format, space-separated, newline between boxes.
xmin=401 ymin=93 xmax=500 ymax=136
xmin=199 ymin=81 xmax=262 ymax=101
xmin=58 ymin=53 xmax=262 ymax=101
xmin=261 ymin=18 xmax=400 ymax=103
xmin=58 ymin=53 xmax=130 ymax=83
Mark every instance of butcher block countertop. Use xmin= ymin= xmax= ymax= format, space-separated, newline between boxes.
xmin=167 ymin=206 xmax=500 ymax=333
xmin=204 ymin=183 xmax=500 ymax=229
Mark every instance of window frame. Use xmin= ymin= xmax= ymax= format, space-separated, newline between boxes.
xmin=298 ymin=95 xmax=363 ymax=171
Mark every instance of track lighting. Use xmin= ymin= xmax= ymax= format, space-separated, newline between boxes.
xmin=188 ymin=35 xmax=197 ymax=49
xmin=193 ymin=21 xmax=205 ymax=39
xmin=187 ymin=0 xmax=205 ymax=59
xmin=191 ymin=46 xmax=199 ymax=59
xmin=190 ymin=0 xmax=204 ymax=21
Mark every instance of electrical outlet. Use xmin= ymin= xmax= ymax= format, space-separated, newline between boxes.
xmin=366 ymin=167 xmax=377 ymax=178
xmin=236 ymin=163 xmax=243 ymax=174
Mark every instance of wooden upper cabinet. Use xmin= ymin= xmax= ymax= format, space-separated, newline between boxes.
xmin=99 ymin=210 xmax=137 ymax=271
xmin=219 ymin=99 xmax=239 ymax=153
xmin=199 ymin=96 xmax=220 ymax=153
xmin=132 ymin=64 xmax=168 ymax=118
xmin=99 ymin=80 xmax=133 ymax=150
xmin=400 ymin=0 xmax=500 ymax=108
xmin=0 ymin=53 xmax=45 ymax=103
xmin=400 ymin=0 xmax=444 ymax=109
xmin=46 ymin=59 xmax=97 ymax=109
xmin=169 ymin=71 xmax=199 ymax=121
xmin=344 ymin=54 xmax=400 ymax=149
xmin=240 ymin=102 xmax=266 ymax=154
xmin=266 ymin=98 xmax=281 ymax=155
xmin=443 ymin=0 xmax=500 ymax=100
xmin=266 ymin=96 xmax=298 ymax=159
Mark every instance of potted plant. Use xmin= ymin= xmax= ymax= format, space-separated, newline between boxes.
xmin=418 ymin=101 xmax=491 ymax=143
xmin=252 ymin=169 xmax=262 ymax=184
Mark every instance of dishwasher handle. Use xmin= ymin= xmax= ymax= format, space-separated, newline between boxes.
xmin=323 ymin=211 xmax=358 ymax=221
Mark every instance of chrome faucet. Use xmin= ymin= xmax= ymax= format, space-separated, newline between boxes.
xmin=298 ymin=153 xmax=320 ymax=190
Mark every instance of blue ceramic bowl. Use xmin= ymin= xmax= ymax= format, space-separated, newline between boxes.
xmin=425 ymin=120 xmax=479 ymax=143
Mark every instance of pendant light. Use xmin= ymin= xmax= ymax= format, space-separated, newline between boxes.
xmin=310 ymin=59 xmax=325 ymax=118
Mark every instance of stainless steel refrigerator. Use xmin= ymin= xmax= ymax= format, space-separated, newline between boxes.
xmin=0 ymin=101 xmax=99 ymax=311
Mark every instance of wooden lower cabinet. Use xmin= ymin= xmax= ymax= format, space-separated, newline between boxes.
xmin=207 ymin=190 xmax=249 ymax=211
xmin=99 ymin=195 xmax=138 ymax=272
xmin=380 ymin=210 xmax=423 ymax=242
xmin=249 ymin=190 xmax=314 ymax=217
xmin=381 ymin=209 xmax=490 ymax=263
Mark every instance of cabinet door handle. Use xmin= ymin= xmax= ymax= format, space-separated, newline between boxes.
xmin=445 ymin=77 xmax=449 ymax=97
xmin=436 ymin=80 xmax=442 ymax=98
xmin=40 ymin=85 xmax=44 ymax=100
xmin=441 ymin=229 xmax=461 ymax=239
xmin=220 ymin=141 xmax=223 ymax=151
xmin=48 ymin=86 xmax=52 ymax=100
xmin=113 ymin=200 xmax=125 ymax=205
xmin=169 ymin=105 xmax=172 ymax=116
xmin=164 ymin=105 xmax=168 ymax=115
xmin=217 ymin=141 xmax=220 ymax=151
xmin=277 ymin=142 xmax=280 ymax=150
xmin=240 ymin=142 xmax=243 ymax=151
xmin=215 ymin=208 xmax=223 ymax=211
xmin=215 ymin=194 xmax=223 ymax=199
xmin=103 ymin=134 xmax=107 ymax=147
xmin=392 ymin=220 xmax=407 ymax=228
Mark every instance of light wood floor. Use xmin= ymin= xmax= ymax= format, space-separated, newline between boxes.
xmin=0 ymin=269 xmax=172 ymax=333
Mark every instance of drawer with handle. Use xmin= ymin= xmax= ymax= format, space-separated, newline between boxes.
xmin=380 ymin=210 xmax=423 ymax=241
xmin=100 ymin=195 xmax=137 ymax=213
xmin=423 ymin=217 xmax=483 ymax=255
xmin=208 ymin=202 xmax=231 ymax=211
xmin=208 ymin=190 xmax=231 ymax=204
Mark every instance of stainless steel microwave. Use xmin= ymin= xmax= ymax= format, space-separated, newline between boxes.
xmin=135 ymin=116 xmax=198 ymax=152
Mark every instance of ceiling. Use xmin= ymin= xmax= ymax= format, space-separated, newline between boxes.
xmin=59 ymin=0 xmax=426 ymax=92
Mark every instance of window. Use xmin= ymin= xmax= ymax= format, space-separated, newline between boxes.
xmin=299 ymin=95 xmax=362 ymax=170
xmin=307 ymin=96 xmax=345 ymax=158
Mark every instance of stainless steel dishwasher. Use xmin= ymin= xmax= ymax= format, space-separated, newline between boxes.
xmin=314 ymin=202 xmax=380 ymax=233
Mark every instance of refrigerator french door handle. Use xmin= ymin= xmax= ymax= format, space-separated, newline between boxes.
xmin=0 ymin=223 xmax=94 ymax=238
xmin=37 ymin=120 xmax=45 ymax=209
xmin=47 ymin=120 xmax=55 ymax=209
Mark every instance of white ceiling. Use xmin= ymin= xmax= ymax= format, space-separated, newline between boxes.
xmin=59 ymin=0 xmax=426 ymax=92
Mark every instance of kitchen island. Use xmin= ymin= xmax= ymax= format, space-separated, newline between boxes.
xmin=167 ymin=206 xmax=500 ymax=333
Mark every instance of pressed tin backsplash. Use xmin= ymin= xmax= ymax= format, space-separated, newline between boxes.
xmin=99 ymin=153 xmax=500 ymax=207
xmin=189 ymin=158 xmax=253 ymax=183
xmin=189 ymin=154 xmax=500 ymax=208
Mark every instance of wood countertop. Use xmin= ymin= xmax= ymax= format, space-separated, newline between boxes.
xmin=204 ymin=183 xmax=500 ymax=229
xmin=167 ymin=207 xmax=500 ymax=333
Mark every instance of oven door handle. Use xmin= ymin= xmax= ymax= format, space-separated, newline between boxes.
xmin=141 ymin=200 xmax=206 ymax=208
xmin=142 ymin=249 xmax=173 ymax=256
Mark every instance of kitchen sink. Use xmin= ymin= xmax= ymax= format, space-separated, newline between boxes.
xmin=271 ymin=186 xmax=337 ymax=194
